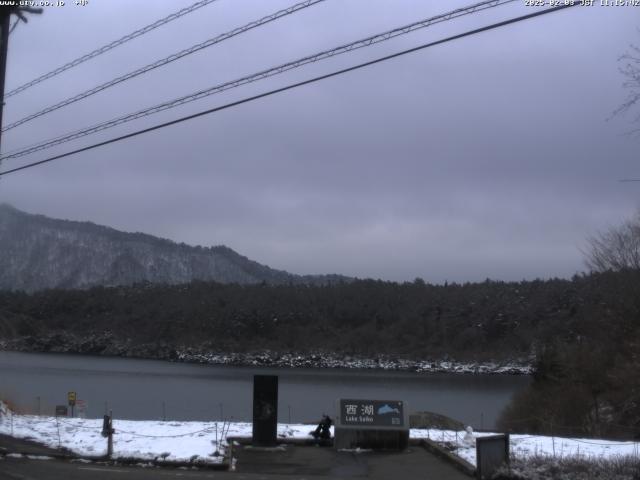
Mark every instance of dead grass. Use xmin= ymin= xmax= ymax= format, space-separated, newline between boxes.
xmin=494 ymin=454 xmax=640 ymax=480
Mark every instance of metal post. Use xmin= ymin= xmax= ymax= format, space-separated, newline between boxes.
xmin=36 ymin=396 xmax=40 ymax=415
xmin=55 ymin=415 xmax=60 ymax=448
xmin=162 ymin=401 xmax=166 ymax=421
xmin=107 ymin=410 xmax=113 ymax=458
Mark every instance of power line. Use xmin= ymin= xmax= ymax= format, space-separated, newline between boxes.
xmin=4 ymin=0 xmax=219 ymax=99
xmin=2 ymin=0 xmax=508 ymax=137
xmin=0 ymin=0 xmax=517 ymax=161
xmin=0 ymin=3 xmax=579 ymax=179
xmin=2 ymin=0 xmax=326 ymax=133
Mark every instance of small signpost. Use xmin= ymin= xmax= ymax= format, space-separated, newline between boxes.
xmin=76 ymin=399 xmax=87 ymax=418
xmin=55 ymin=405 xmax=68 ymax=417
xmin=334 ymin=398 xmax=409 ymax=450
xmin=68 ymin=391 xmax=76 ymax=417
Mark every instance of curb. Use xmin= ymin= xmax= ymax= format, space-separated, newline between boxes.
xmin=1 ymin=450 xmax=75 ymax=460
xmin=419 ymin=438 xmax=476 ymax=477
xmin=1 ymin=449 xmax=229 ymax=470
xmin=108 ymin=456 xmax=229 ymax=470
xmin=227 ymin=435 xmax=332 ymax=447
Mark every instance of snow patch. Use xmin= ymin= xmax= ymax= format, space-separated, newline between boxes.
xmin=411 ymin=428 xmax=640 ymax=466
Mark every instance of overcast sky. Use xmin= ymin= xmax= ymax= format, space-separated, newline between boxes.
xmin=0 ymin=0 xmax=638 ymax=282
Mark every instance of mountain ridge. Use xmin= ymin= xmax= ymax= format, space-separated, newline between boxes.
xmin=0 ymin=204 xmax=350 ymax=292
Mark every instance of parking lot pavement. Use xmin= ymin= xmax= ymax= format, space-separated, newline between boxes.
xmin=0 ymin=439 xmax=472 ymax=479
xmin=233 ymin=443 xmax=472 ymax=479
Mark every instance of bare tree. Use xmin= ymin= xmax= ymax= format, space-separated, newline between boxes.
xmin=584 ymin=211 xmax=640 ymax=272
xmin=612 ymin=38 xmax=640 ymax=130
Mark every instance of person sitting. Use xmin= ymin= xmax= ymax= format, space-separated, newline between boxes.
xmin=311 ymin=414 xmax=333 ymax=441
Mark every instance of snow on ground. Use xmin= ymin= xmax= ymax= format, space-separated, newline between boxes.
xmin=0 ymin=404 xmax=317 ymax=464
xmin=411 ymin=429 xmax=640 ymax=466
xmin=1 ymin=402 xmax=638 ymax=466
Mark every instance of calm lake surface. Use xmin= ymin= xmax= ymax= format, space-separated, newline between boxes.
xmin=0 ymin=351 xmax=530 ymax=428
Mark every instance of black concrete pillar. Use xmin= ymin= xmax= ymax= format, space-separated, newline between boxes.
xmin=252 ymin=375 xmax=278 ymax=446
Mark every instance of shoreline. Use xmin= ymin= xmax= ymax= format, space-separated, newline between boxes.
xmin=0 ymin=336 xmax=533 ymax=375
xmin=177 ymin=350 xmax=533 ymax=374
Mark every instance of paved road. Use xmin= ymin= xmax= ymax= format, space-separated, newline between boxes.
xmin=0 ymin=445 xmax=472 ymax=479
xmin=0 ymin=433 xmax=73 ymax=457
xmin=0 ymin=457 xmax=233 ymax=480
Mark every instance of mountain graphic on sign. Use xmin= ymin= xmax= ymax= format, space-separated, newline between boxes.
xmin=377 ymin=404 xmax=400 ymax=415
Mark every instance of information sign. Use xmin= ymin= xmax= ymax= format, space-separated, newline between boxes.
xmin=76 ymin=399 xmax=87 ymax=418
xmin=339 ymin=399 xmax=404 ymax=427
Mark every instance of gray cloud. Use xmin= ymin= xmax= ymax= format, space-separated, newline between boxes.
xmin=0 ymin=0 xmax=638 ymax=282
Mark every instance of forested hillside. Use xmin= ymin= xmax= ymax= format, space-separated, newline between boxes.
xmin=1 ymin=270 xmax=639 ymax=437
xmin=0 ymin=271 xmax=636 ymax=361
xmin=0 ymin=204 xmax=348 ymax=291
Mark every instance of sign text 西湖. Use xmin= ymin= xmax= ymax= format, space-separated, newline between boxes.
xmin=339 ymin=399 xmax=404 ymax=427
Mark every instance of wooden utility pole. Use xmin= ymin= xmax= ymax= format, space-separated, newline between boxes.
xmin=102 ymin=411 xmax=115 ymax=458
xmin=107 ymin=418 xmax=114 ymax=458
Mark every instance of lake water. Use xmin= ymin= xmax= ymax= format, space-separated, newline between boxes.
xmin=0 ymin=351 xmax=530 ymax=428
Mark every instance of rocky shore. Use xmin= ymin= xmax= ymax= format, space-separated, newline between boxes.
xmin=0 ymin=332 xmax=533 ymax=375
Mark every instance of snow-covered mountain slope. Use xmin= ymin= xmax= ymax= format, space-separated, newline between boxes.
xmin=0 ymin=204 xmax=348 ymax=292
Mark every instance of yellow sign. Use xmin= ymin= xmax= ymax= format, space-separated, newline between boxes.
xmin=68 ymin=391 xmax=76 ymax=406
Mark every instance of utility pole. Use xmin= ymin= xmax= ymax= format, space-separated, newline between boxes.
xmin=0 ymin=8 xmax=11 ymax=155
